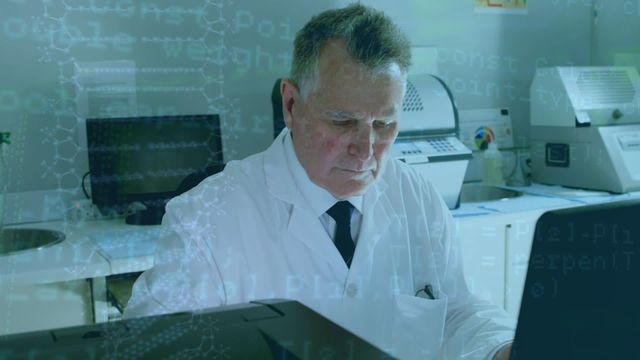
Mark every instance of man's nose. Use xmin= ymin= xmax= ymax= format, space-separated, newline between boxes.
xmin=349 ymin=125 xmax=374 ymax=161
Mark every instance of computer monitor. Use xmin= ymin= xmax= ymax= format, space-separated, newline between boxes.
xmin=511 ymin=199 xmax=640 ymax=360
xmin=86 ymin=114 xmax=223 ymax=225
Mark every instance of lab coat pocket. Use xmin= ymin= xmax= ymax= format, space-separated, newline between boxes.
xmin=390 ymin=294 xmax=448 ymax=360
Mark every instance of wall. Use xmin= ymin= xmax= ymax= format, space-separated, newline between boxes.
xmin=350 ymin=0 xmax=594 ymax=148
xmin=0 ymin=0 xmax=594 ymax=223
xmin=592 ymin=0 xmax=640 ymax=69
xmin=0 ymin=0 xmax=332 ymax=223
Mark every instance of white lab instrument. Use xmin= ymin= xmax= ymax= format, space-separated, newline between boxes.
xmin=530 ymin=66 xmax=640 ymax=193
xmin=392 ymin=74 xmax=472 ymax=208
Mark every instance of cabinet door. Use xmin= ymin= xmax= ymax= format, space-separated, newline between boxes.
xmin=504 ymin=210 xmax=545 ymax=318
xmin=456 ymin=216 xmax=506 ymax=308
xmin=0 ymin=279 xmax=94 ymax=336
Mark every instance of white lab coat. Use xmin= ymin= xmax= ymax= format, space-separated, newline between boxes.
xmin=125 ymin=129 xmax=515 ymax=359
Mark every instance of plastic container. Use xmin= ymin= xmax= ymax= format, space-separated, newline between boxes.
xmin=482 ymin=141 xmax=505 ymax=186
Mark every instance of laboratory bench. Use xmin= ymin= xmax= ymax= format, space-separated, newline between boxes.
xmin=454 ymin=183 xmax=640 ymax=317
xmin=2 ymin=183 xmax=639 ymax=335
xmin=0 ymin=219 xmax=159 ymax=335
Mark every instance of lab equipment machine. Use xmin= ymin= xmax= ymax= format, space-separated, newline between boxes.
xmin=530 ymin=66 xmax=640 ymax=193
xmin=0 ymin=299 xmax=392 ymax=359
xmin=86 ymin=114 xmax=223 ymax=225
xmin=391 ymin=74 xmax=472 ymax=208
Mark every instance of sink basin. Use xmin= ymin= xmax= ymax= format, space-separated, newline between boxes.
xmin=459 ymin=183 xmax=523 ymax=203
xmin=0 ymin=228 xmax=66 ymax=257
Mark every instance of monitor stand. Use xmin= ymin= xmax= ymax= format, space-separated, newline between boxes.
xmin=125 ymin=203 xmax=166 ymax=225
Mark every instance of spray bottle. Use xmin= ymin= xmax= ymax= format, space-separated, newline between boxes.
xmin=483 ymin=140 xmax=505 ymax=186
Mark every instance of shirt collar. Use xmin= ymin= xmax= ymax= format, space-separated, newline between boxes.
xmin=284 ymin=131 xmax=364 ymax=217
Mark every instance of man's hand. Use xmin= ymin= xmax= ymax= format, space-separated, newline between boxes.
xmin=493 ymin=343 xmax=512 ymax=360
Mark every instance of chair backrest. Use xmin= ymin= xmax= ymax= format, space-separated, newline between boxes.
xmin=271 ymin=78 xmax=285 ymax=139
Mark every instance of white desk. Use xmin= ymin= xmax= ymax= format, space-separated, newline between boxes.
xmin=2 ymin=184 xmax=639 ymax=333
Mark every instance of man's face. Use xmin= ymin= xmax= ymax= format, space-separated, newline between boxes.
xmin=282 ymin=39 xmax=405 ymax=199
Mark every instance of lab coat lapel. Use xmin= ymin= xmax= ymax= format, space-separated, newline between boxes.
xmin=338 ymin=179 xmax=398 ymax=350
xmin=287 ymin=207 xmax=349 ymax=280
xmin=264 ymin=129 xmax=348 ymax=279
xmin=347 ymin=177 xmax=393 ymax=285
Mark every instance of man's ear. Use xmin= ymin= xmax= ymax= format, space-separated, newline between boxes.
xmin=280 ymin=79 xmax=299 ymax=130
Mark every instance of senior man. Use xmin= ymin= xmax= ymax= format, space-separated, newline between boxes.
xmin=126 ymin=4 xmax=515 ymax=359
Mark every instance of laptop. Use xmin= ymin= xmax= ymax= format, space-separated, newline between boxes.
xmin=0 ymin=299 xmax=393 ymax=359
xmin=510 ymin=199 xmax=640 ymax=359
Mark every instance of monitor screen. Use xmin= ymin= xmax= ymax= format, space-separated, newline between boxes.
xmin=511 ymin=199 xmax=640 ymax=360
xmin=86 ymin=115 xmax=223 ymax=217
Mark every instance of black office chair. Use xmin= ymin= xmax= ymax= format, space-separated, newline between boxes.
xmin=272 ymin=78 xmax=285 ymax=139
xmin=175 ymin=164 xmax=226 ymax=197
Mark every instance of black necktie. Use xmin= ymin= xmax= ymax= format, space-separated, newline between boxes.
xmin=326 ymin=201 xmax=355 ymax=268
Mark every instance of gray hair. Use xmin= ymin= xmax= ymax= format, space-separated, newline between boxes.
xmin=291 ymin=3 xmax=412 ymax=99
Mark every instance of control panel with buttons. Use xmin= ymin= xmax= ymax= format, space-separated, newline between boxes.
xmin=392 ymin=136 xmax=470 ymax=161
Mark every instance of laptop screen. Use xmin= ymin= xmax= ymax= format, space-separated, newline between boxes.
xmin=511 ymin=199 xmax=640 ymax=359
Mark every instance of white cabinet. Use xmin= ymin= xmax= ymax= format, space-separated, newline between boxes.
xmin=503 ymin=210 xmax=545 ymax=318
xmin=456 ymin=215 xmax=508 ymax=308
xmin=0 ymin=279 xmax=95 ymax=336
xmin=456 ymin=210 xmax=542 ymax=315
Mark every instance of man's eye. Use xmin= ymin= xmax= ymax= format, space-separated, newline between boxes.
xmin=374 ymin=121 xmax=394 ymax=128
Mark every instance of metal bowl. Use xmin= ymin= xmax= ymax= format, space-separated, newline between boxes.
xmin=0 ymin=228 xmax=66 ymax=257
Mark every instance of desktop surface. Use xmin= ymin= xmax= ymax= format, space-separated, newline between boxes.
xmin=0 ymin=299 xmax=392 ymax=359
